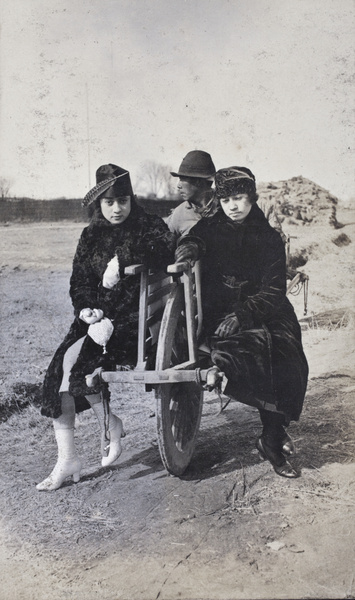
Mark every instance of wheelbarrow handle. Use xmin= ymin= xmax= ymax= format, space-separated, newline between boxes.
xmin=85 ymin=366 xmax=224 ymax=390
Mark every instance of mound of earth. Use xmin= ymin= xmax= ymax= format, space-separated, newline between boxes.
xmin=257 ymin=175 xmax=341 ymax=227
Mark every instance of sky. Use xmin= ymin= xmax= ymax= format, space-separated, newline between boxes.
xmin=0 ymin=0 xmax=354 ymax=200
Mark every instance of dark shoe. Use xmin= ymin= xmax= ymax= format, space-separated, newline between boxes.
xmin=282 ymin=432 xmax=295 ymax=456
xmin=256 ymin=436 xmax=299 ymax=478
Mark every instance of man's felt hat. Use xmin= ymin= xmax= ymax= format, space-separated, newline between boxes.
xmin=82 ymin=164 xmax=133 ymax=207
xmin=170 ymin=150 xmax=215 ymax=179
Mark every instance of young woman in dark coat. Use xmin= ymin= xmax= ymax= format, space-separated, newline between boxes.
xmin=175 ymin=166 xmax=308 ymax=478
xmin=37 ymin=164 xmax=175 ymax=491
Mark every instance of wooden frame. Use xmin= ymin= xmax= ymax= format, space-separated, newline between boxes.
xmin=85 ymin=260 xmax=207 ymax=388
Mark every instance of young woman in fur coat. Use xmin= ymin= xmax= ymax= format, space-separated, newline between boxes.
xmin=37 ymin=164 xmax=175 ymax=491
xmin=175 ymin=166 xmax=308 ymax=479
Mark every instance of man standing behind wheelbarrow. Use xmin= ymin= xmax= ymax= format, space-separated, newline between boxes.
xmin=165 ymin=150 xmax=219 ymax=239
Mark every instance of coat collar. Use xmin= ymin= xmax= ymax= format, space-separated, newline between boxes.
xmin=207 ymin=203 xmax=267 ymax=229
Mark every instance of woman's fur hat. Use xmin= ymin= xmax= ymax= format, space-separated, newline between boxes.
xmin=215 ymin=166 xmax=256 ymax=199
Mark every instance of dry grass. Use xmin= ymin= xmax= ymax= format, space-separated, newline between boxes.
xmin=301 ymin=308 xmax=355 ymax=332
xmin=0 ymin=382 xmax=43 ymax=422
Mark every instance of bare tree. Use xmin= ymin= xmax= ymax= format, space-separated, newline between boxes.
xmin=135 ymin=161 xmax=176 ymax=198
xmin=0 ymin=177 xmax=13 ymax=199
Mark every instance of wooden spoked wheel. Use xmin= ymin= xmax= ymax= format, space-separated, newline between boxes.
xmin=155 ymin=283 xmax=203 ymax=476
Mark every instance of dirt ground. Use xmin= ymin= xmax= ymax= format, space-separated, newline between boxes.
xmin=0 ymin=208 xmax=354 ymax=600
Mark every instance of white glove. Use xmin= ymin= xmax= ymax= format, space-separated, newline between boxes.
xmin=79 ymin=308 xmax=104 ymax=324
xmin=87 ymin=317 xmax=114 ymax=354
xmin=102 ymin=255 xmax=120 ymax=289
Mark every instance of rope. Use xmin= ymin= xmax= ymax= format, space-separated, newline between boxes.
xmin=214 ymin=388 xmax=232 ymax=416
xmin=289 ymin=274 xmax=309 ymax=315
xmin=195 ymin=368 xmax=202 ymax=386
xmin=303 ymin=277 xmax=309 ymax=316
xmin=101 ymin=390 xmax=110 ymax=450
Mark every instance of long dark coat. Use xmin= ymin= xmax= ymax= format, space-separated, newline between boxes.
xmin=183 ymin=204 xmax=308 ymax=422
xmin=41 ymin=202 xmax=175 ymax=419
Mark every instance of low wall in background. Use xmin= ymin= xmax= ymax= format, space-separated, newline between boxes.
xmin=0 ymin=198 xmax=87 ymax=222
xmin=0 ymin=197 xmax=182 ymax=222
xmin=137 ymin=197 xmax=181 ymax=217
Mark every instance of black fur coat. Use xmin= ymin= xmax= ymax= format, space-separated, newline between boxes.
xmin=41 ymin=202 xmax=175 ymax=418
xmin=181 ymin=204 xmax=308 ymax=421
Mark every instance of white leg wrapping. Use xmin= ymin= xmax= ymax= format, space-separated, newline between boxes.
xmin=87 ymin=394 xmax=125 ymax=467
xmin=36 ymin=424 xmax=81 ymax=491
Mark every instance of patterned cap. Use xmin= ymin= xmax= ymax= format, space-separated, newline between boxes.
xmin=82 ymin=164 xmax=133 ymax=207
xmin=215 ymin=166 xmax=256 ymax=198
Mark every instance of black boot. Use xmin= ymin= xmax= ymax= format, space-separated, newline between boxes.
xmin=257 ymin=410 xmax=298 ymax=478
xmin=259 ymin=409 xmax=295 ymax=456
